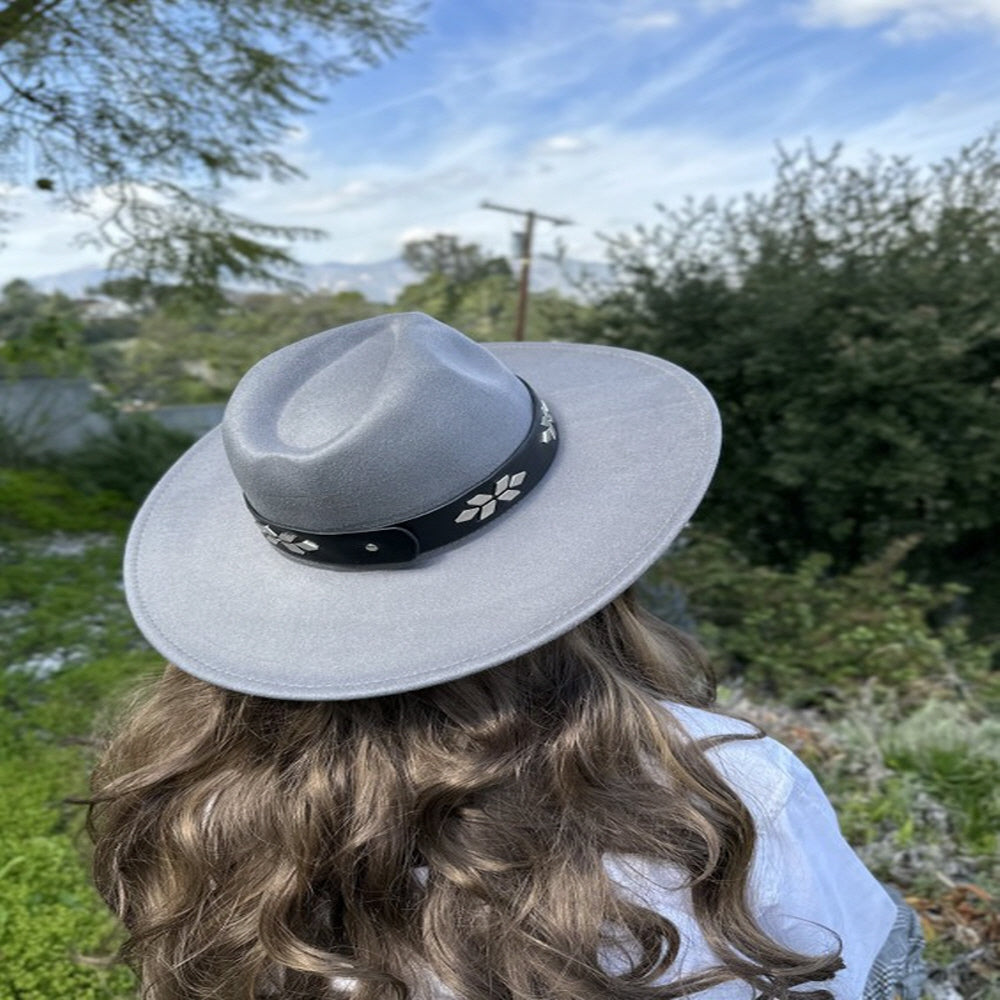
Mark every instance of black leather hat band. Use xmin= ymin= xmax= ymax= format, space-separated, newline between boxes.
xmin=245 ymin=382 xmax=559 ymax=566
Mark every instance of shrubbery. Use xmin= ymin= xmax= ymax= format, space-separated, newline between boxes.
xmin=881 ymin=703 xmax=1000 ymax=854
xmin=573 ymin=133 xmax=1000 ymax=635
xmin=650 ymin=532 xmax=996 ymax=711
xmin=58 ymin=414 xmax=194 ymax=504
xmin=1 ymin=457 xmax=155 ymax=1000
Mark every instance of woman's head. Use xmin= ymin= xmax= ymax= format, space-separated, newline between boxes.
xmin=90 ymin=594 xmax=839 ymax=1000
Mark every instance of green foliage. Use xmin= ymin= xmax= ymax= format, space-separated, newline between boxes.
xmin=90 ymin=278 xmax=157 ymax=311
xmin=0 ymin=406 xmax=191 ymax=522
xmin=1 ymin=267 xmax=590 ymax=408
xmin=1 ymin=651 xmax=158 ymax=1000
xmin=78 ymin=314 xmax=140 ymax=348
xmin=882 ymin=702 xmax=1000 ymax=853
xmin=0 ymin=1 xmax=422 ymax=289
xmin=830 ymin=771 xmax=920 ymax=856
xmin=87 ymin=277 xmax=230 ymax=325
xmin=96 ymin=289 xmax=383 ymax=402
xmin=396 ymin=234 xmax=588 ymax=341
xmin=528 ymin=288 xmax=595 ymax=341
xmin=393 ymin=273 xmax=588 ymax=342
xmin=0 ymin=280 xmax=57 ymax=341
xmin=653 ymin=532 xmax=995 ymax=708
xmin=579 ymin=133 xmax=1000 ymax=598
xmin=0 ymin=468 xmax=129 ymax=539
xmin=0 ymin=280 xmax=88 ymax=377
xmin=402 ymin=234 xmax=513 ymax=283
xmin=0 ymin=281 xmax=104 ymax=465
xmin=398 ymin=233 xmax=517 ymax=335
xmin=0 ymin=465 xmax=162 ymax=997
xmin=58 ymin=415 xmax=195 ymax=504
xmin=0 ymin=816 xmax=137 ymax=1000
xmin=395 ymin=270 xmax=519 ymax=339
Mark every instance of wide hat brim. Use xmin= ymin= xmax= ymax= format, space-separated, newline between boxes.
xmin=124 ymin=341 xmax=720 ymax=700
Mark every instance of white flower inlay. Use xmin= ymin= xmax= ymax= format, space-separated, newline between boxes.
xmin=454 ymin=471 xmax=527 ymax=523
xmin=259 ymin=524 xmax=319 ymax=555
xmin=539 ymin=399 xmax=557 ymax=444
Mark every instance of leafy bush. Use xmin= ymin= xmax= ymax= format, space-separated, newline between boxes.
xmin=577 ymin=131 xmax=1000 ymax=627
xmin=0 ymin=281 xmax=88 ymax=379
xmin=651 ymin=532 xmax=996 ymax=709
xmin=57 ymin=414 xmax=194 ymax=505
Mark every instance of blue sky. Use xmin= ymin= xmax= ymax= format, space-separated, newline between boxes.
xmin=4 ymin=0 xmax=1000 ymax=281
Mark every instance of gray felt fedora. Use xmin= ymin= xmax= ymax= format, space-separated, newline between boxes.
xmin=124 ymin=312 xmax=720 ymax=700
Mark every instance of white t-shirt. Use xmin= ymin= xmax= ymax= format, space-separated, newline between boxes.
xmin=600 ymin=702 xmax=896 ymax=998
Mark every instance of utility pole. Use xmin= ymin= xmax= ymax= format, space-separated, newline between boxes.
xmin=480 ymin=200 xmax=572 ymax=340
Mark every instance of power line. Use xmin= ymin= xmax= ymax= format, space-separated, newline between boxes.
xmin=480 ymin=200 xmax=573 ymax=341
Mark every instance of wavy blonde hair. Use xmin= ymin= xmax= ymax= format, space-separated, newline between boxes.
xmin=89 ymin=591 xmax=841 ymax=1000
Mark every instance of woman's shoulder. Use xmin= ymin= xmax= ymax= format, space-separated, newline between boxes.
xmin=660 ymin=701 xmax=809 ymax=822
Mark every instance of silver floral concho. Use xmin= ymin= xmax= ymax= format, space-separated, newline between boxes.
xmin=454 ymin=471 xmax=527 ymax=523
xmin=539 ymin=400 xmax=557 ymax=444
xmin=258 ymin=524 xmax=319 ymax=555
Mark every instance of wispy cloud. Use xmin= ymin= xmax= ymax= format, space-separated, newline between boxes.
xmin=797 ymin=0 xmax=1000 ymax=39
xmin=617 ymin=10 xmax=681 ymax=32
xmin=536 ymin=135 xmax=593 ymax=155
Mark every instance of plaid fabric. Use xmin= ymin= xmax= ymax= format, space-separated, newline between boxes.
xmin=862 ymin=887 xmax=927 ymax=1000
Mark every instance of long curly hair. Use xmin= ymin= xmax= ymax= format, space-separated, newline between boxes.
xmin=88 ymin=591 xmax=841 ymax=1000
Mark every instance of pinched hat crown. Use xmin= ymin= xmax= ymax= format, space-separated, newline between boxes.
xmin=223 ymin=313 xmax=533 ymax=534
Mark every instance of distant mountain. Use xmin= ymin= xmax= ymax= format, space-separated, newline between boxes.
xmin=30 ymin=266 xmax=108 ymax=298
xmin=302 ymin=259 xmax=417 ymax=302
xmin=25 ymin=256 xmax=610 ymax=303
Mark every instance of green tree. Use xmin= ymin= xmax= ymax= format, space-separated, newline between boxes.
xmin=90 ymin=274 xmax=234 ymax=317
xmin=91 ymin=276 xmax=163 ymax=313
xmin=577 ymin=133 xmax=1000 ymax=593
xmin=397 ymin=233 xmax=517 ymax=335
xmin=0 ymin=278 xmax=48 ymax=340
xmin=0 ymin=278 xmax=85 ymax=374
xmin=0 ymin=0 xmax=422 ymax=290
xmin=100 ymin=288 xmax=382 ymax=402
xmin=396 ymin=235 xmax=595 ymax=341
xmin=403 ymin=233 xmax=513 ymax=284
